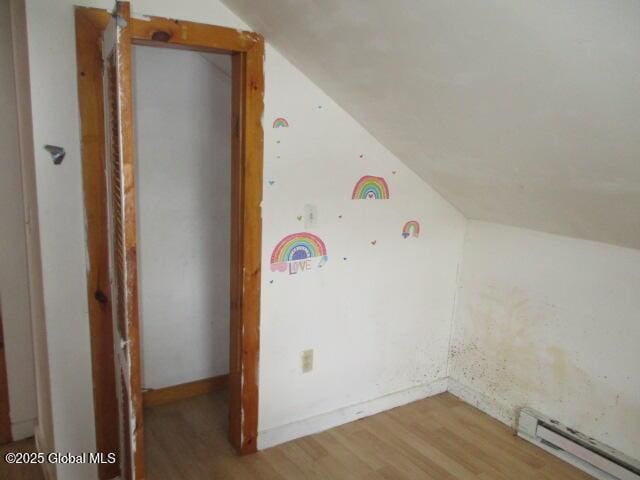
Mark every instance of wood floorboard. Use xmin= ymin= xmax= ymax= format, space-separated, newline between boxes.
xmin=0 ymin=438 xmax=44 ymax=480
xmin=0 ymin=392 xmax=596 ymax=479
xmin=144 ymin=391 xmax=595 ymax=480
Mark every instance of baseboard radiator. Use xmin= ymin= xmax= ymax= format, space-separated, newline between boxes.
xmin=517 ymin=408 xmax=640 ymax=480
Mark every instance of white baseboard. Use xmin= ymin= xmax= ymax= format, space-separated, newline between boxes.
xmin=257 ymin=378 xmax=448 ymax=450
xmin=446 ymin=377 xmax=516 ymax=428
xmin=11 ymin=417 xmax=37 ymax=442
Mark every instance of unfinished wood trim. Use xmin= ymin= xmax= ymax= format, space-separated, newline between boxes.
xmin=74 ymin=7 xmax=119 ymax=479
xmin=228 ymin=41 xmax=265 ymax=454
xmin=122 ymin=8 xmax=145 ymax=480
xmin=228 ymin=51 xmax=244 ymax=451
xmin=72 ymin=7 xmax=260 ymax=53
xmin=143 ymin=375 xmax=229 ymax=407
xmin=76 ymin=3 xmax=264 ymax=462
xmin=0 ymin=308 xmax=12 ymax=445
xmin=129 ymin=15 xmax=261 ymax=53
xmin=236 ymin=40 xmax=264 ymax=454
xmin=109 ymin=3 xmax=144 ymax=479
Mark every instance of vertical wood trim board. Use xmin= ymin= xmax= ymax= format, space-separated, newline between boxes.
xmin=75 ymin=7 xmax=265 ymax=474
xmin=74 ymin=8 xmax=120 ymax=479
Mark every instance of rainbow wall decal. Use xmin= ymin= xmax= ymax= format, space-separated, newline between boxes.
xmin=351 ymin=175 xmax=390 ymax=200
xmin=272 ymin=117 xmax=289 ymax=128
xmin=270 ymin=232 xmax=328 ymax=274
xmin=402 ymin=220 xmax=420 ymax=238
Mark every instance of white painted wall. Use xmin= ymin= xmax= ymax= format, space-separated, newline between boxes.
xmin=449 ymin=221 xmax=640 ymax=459
xmin=134 ymin=46 xmax=231 ymax=389
xmin=24 ymin=0 xmax=465 ymax=476
xmin=9 ymin=0 xmax=54 ymax=464
xmin=24 ymin=1 xmax=104 ymax=477
xmin=257 ymin=46 xmax=465 ymax=448
xmin=0 ymin=0 xmax=38 ymax=441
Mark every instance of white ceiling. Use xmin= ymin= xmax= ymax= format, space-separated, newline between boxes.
xmin=222 ymin=0 xmax=640 ymax=249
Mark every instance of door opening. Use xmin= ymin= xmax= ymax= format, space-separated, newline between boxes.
xmin=134 ymin=44 xmax=234 ymax=475
xmin=75 ymin=4 xmax=264 ymax=479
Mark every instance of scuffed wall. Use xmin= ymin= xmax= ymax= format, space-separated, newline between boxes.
xmin=24 ymin=0 xmax=465 ymax=476
xmin=21 ymin=1 xmax=640 ymax=477
xmin=135 ymin=46 xmax=232 ymax=389
xmin=259 ymin=43 xmax=465 ymax=446
xmin=9 ymin=0 xmax=54 ymax=463
xmin=449 ymin=221 xmax=640 ymax=458
xmin=0 ymin=0 xmax=38 ymax=442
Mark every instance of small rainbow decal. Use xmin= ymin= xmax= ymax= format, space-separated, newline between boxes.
xmin=270 ymin=232 xmax=328 ymax=273
xmin=272 ymin=117 xmax=289 ymax=128
xmin=402 ymin=220 xmax=420 ymax=239
xmin=351 ymin=175 xmax=390 ymax=200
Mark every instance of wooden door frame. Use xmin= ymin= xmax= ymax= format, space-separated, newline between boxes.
xmin=75 ymin=6 xmax=264 ymax=477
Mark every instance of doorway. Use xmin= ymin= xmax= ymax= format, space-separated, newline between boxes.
xmin=135 ymin=43 xmax=234 ymax=479
xmin=75 ymin=4 xmax=264 ymax=479
xmin=135 ymin=44 xmax=232 ymax=410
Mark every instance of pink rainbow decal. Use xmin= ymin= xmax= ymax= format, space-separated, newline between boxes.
xmin=270 ymin=232 xmax=328 ymax=272
xmin=402 ymin=220 xmax=420 ymax=238
xmin=351 ymin=175 xmax=390 ymax=199
xmin=272 ymin=117 xmax=289 ymax=128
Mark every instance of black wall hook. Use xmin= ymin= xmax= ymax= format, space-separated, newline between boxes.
xmin=44 ymin=145 xmax=65 ymax=165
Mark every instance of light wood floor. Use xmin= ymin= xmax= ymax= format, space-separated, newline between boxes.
xmin=0 ymin=437 xmax=45 ymax=480
xmin=145 ymin=391 xmax=595 ymax=480
xmin=0 ymin=393 xmax=595 ymax=479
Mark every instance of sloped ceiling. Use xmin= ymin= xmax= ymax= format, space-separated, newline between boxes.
xmin=222 ymin=0 xmax=640 ymax=249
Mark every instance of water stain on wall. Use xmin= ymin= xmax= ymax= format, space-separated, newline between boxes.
xmin=449 ymin=284 xmax=640 ymax=457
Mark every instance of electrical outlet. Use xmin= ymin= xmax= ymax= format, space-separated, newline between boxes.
xmin=301 ymin=349 xmax=314 ymax=373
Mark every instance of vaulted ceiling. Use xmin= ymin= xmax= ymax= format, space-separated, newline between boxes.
xmin=222 ymin=0 xmax=640 ymax=249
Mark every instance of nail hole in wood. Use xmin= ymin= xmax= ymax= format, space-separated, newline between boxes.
xmin=94 ymin=289 xmax=109 ymax=304
xmin=151 ymin=31 xmax=171 ymax=42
